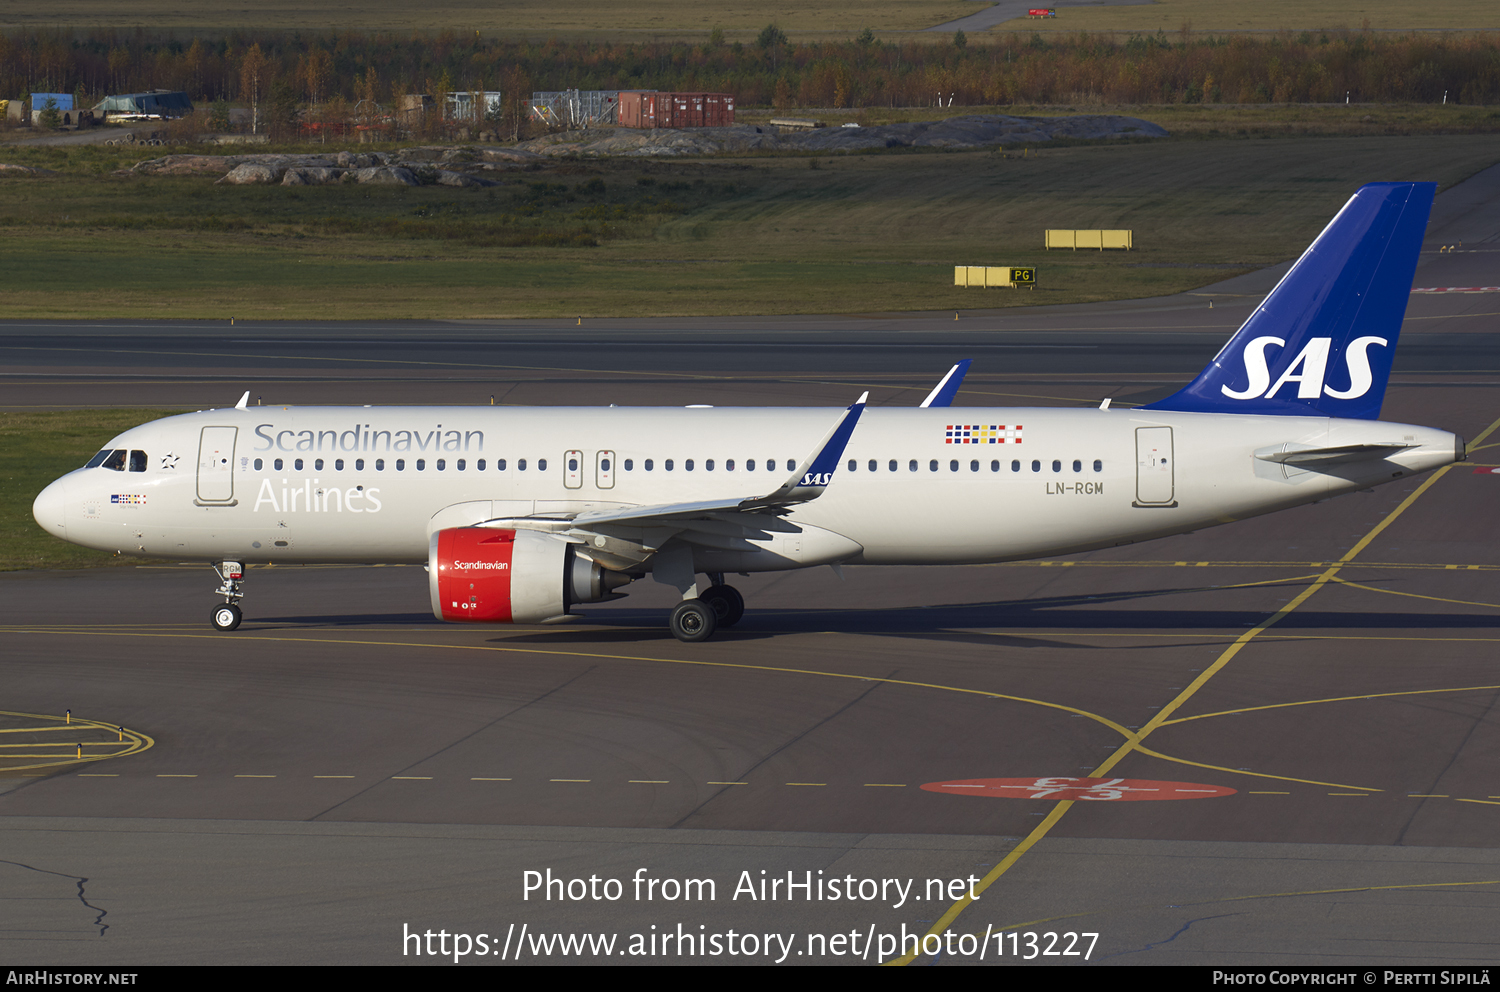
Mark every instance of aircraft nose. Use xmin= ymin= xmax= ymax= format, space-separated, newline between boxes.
xmin=32 ymin=476 xmax=69 ymax=539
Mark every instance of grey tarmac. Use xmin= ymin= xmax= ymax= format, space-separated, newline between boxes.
xmin=1 ymin=166 xmax=1499 ymax=965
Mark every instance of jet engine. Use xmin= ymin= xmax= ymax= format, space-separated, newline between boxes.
xmin=429 ymin=527 xmax=633 ymax=624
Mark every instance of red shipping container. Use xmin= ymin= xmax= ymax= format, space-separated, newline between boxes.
xmin=620 ymin=91 xmax=734 ymax=129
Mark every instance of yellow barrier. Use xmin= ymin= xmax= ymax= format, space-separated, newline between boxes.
xmin=1045 ymin=229 xmax=1132 ymax=250
xmin=954 ymin=266 xmax=1035 ymax=288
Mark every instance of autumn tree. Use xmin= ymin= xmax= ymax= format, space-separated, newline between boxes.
xmin=239 ymin=43 xmax=268 ymax=133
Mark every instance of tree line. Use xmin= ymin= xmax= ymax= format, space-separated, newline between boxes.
xmin=3 ymin=27 xmax=1497 ymax=114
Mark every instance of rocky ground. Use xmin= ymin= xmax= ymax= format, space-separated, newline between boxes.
xmin=517 ymin=114 xmax=1167 ymax=157
xmin=0 ymin=115 xmax=1165 ymax=186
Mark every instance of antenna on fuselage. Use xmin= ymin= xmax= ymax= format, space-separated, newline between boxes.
xmin=235 ymin=391 xmax=249 ymax=410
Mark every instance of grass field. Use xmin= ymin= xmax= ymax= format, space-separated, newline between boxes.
xmin=0 ymin=0 xmax=977 ymax=37
xmin=0 ymin=122 xmax=1497 ymax=320
xmin=994 ymin=0 xmax=1500 ymax=33
xmin=0 ymin=410 xmax=183 ymax=571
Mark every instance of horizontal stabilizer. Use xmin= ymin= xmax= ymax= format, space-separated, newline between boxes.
xmin=1254 ymin=442 xmax=1414 ymax=466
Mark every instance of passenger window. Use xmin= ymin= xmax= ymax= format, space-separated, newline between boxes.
xmin=786 ymin=459 xmax=795 ymax=471
xmin=102 ymin=449 xmax=127 ymax=471
xmin=888 ymin=460 xmax=896 ymax=472
xmin=929 ymin=460 xmax=938 ymax=472
xmin=1031 ymin=460 xmax=1040 ymax=473
xmin=457 ymin=459 xmax=466 ymax=471
xmin=726 ymin=459 xmax=734 ymax=471
xmin=686 ymin=459 xmax=694 ymax=471
xmin=416 ymin=459 xmax=426 ymax=471
xmin=1012 ymin=460 xmax=1021 ymax=472
xmin=568 ymin=456 xmax=578 ymax=471
xmin=1073 ymin=459 xmax=1082 ymax=473
xmin=868 ymin=459 xmax=877 ymax=472
xmin=376 ymin=459 xmax=385 ymax=471
xmin=397 ymin=459 xmax=405 ymax=471
xmin=644 ymin=459 xmax=653 ymax=471
xmin=518 ymin=459 xmax=526 ymax=471
xmin=538 ymin=458 xmax=547 ymax=471
xmin=624 ymin=459 xmax=633 ymax=471
xmin=1052 ymin=460 xmax=1061 ymax=473
xmin=496 ymin=458 xmax=506 ymax=471
xmin=848 ymin=459 xmax=857 ymax=471
xmin=971 ymin=460 xmax=979 ymax=472
xmin=254 ymin=458 xmax=263 ymax=471
xmin=665 ymin=459 xmax=674 ymax=471
xmin=950 ymin=460 xmax=959 ymax=472
xmin=274 ymin=458 xmax=284 ymax=471
xmin=315 ymin=458 xmax=324 ymax=471
xmin=1094 ymin=459 xmax=1102 ymax=472
xmin=335 ymin=459 xmax=344 ymax=471
xmin=477 ymin=459 xmax=485 ymax=470
xmin=909 ymin=459 xmax=918 ymax=472
xmin=991 ymin=460 xmax=999 ymax=472
xmin=294 ymin=458 xmax=304 ymax=471
xmin=705 ymin=459 xmax=714 ymax=471
xmin=436 ymin=459 xmax=446 ymax=471
xmin=356 ymin=459 xmax=365 ymax=470
xmin=130 ymin=450 xmax=147 ymax=472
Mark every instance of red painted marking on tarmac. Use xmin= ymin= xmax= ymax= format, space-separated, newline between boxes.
xmin=1472 ymin=468 xmax=1500 ymax=475
xmin=1412 ymin=286 xmax=1500 ymax=293
xmin=920 ymin=776 xmax=1237 ymax=802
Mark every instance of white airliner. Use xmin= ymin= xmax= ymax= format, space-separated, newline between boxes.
xmin=33 ymin=183 xmax=1463 ymax=641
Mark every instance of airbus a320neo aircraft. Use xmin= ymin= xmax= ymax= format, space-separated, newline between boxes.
xmin=33 ymin=182 xmax=1464 ymax=641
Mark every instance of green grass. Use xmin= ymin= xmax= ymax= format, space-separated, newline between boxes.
xmin=0 ymin=410 xmax=183 ymax=571
xmin=0 ymin=127 xmax=1497 ymax=319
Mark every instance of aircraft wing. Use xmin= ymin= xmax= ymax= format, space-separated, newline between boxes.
xmin=568 ymin=391 xmax=869 ymax=528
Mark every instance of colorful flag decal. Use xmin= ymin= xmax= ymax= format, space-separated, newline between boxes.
xmin=945 ymin=424 xmax=1022 ymax=444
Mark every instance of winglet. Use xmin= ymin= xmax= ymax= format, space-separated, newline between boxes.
xmin=920 ymin=360 xmax=971 ymax=408
xmin=742 ymin=392 xmax=868 ymax=509
xmin=235 ymin=391 xmax=250 ymax=410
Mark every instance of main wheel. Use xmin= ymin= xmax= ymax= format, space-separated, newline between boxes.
xmin=699 ymin=584 xmax=745 ymax=627
xmin=211 ymin=603 xmax=242 ymax=631
xmin=669 ymin=599 xmax=717 ymax=643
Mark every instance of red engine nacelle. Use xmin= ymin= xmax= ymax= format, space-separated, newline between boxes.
xmin=429 ymin=527 xmax=631 ymax=624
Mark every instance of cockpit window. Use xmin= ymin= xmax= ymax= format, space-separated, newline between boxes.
xmin=100 ymin=449 xmax=127 ymax=471
xmin=130 ymin=450 xmax=147 ymax=472
xmin=85 ymin=449 xmax=112 ymax=469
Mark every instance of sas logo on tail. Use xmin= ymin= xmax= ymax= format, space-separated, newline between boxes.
xmin=800 ymin=472 xmax=834 ymax=487
xmin=1223 ymin=336 xmax=1387 ymax=401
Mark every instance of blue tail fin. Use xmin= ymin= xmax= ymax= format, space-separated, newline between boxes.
xmin=1143 ymin=182 xmax=1435 ymax=420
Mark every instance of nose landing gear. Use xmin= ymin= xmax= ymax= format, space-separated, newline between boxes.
xmin=210 ymin=561 xmax=245 ymax=631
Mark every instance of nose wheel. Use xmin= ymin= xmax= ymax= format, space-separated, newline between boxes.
xmin=212 ymin=603 xmax=243 ymax=631
xmin=210 ymin=560 xmax=245 ymax=632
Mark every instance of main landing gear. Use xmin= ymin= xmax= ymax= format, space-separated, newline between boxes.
xmin=210 ymin=561 xmax=245 ymax=631
xmin=668 ymin=575 xmax=744 ymax=643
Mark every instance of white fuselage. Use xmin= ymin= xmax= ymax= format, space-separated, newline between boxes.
xmin=33 ymin=405 xmax=1459 ymax=570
